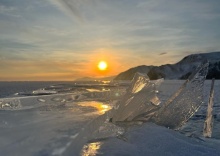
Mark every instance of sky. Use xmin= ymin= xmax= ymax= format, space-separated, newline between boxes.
xmin=0 ymin=0 xmax=220 ymax=81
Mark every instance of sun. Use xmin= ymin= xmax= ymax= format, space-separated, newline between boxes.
xmin=98 ymin=61 xmax=108 ymax=71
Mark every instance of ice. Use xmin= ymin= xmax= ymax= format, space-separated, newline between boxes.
xmin=0 ymin=80 xmax=220 ymax=156
xmin=0 ymin=98 xmax=21 ymax=110
xmin=83 ymin=88 xmax=126 ymax=101
xmin=32 ymin=89 xmax=57 ymax=94
xmin=203 ymin=78 xmax=215 ymax=137
xmin=60 ymin=117 xmax=110 ymax=155
xmin=109 ymin=59 xmax=207 ymax=128
xmin=153 ymin=60 xmax=209 ymax=129
xmin=0 ymin=88 xmax=125 ymax=112
xmin=61 ymin=73 xmax=163 ymax=155
xmin=0 ymin=94 xmax=113 ymax=156
xmin=111 ymin=72 xmax=162 ymax=123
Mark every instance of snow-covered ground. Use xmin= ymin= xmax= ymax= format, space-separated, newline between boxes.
xmin=0 ymin=80 xmax=220 ymax=156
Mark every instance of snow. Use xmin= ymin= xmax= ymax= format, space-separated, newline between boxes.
xmin=96 ymin=123 xmax=220 ymax=156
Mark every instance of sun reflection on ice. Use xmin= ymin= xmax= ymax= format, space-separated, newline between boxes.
xmin=78 ymin=101 xmax=112 ymax=115
xmin=81 ymin=142 xmax=103 ymax=156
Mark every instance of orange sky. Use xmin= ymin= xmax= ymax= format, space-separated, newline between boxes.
xmin=1 ymin=0 xmax=219 ymax=81
xmin=0 ymin=48 xmax=189 ymax=81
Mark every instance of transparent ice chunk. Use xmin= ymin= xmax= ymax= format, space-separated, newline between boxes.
xmin=203 ymin=78 xmax=215 ymax=138
xmin=153 ymin=60 xmax=209 ymax=129
xmin=111 ymin=72 xmax=161 ymax=123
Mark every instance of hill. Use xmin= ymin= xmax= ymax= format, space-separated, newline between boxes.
xmin=114 ymin=52 xmax=220 ymax=80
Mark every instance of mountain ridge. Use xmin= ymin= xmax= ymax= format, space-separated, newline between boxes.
xmin=114 ymin=51 xmax=220 ymax=80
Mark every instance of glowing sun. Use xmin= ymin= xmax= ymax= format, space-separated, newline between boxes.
xmin=98 ymin=61 xmax=108 ymax=70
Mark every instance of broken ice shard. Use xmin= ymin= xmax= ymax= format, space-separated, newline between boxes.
xmin=111 ymin=72 xmax=162 ymax=123
xmin=153 ymin=60 xmax=209 ymax=129
xmin=203 ymin=78 xmax=215 ymax=138
xmin=0 ymin=98 xmax=21 ymax=110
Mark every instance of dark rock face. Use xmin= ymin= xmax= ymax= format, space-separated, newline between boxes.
xmin=206 ymin=61 xmax=220 ymax=79
xmin=114 ymin=52 xmax=220 ymax=80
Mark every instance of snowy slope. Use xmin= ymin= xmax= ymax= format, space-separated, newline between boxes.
xmin=114 ymin=51 xmax=220 ymax=80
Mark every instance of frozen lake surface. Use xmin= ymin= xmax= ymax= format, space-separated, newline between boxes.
xmin=0 ymin=80 xmax=220 ymax=156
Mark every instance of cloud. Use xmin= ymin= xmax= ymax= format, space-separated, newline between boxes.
xmin=49 ymin=0 xmax=85 ymax=23
xmin=0 ymin=5 xmax=16 ymax=13
xmin=159 ymin=52 xmax=167 ymax=55
xmin=0 ymin=4 xmax=21 ymax=17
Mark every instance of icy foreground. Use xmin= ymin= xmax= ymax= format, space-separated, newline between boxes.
xmin=62 ymin=60 xmax=210 ymax=155
xmin=1 ymin=62 xmax=220 ymax=155
xmin=94 ymin=123 xmax=220 ymax=156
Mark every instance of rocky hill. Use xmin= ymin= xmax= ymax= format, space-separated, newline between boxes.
xmin=114 ymin=52 xmax=220 ymax=80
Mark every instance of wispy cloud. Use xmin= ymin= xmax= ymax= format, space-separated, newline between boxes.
xmin=49 ymin=0 xmax=86 ymax=23
xmin=0 ymin=5 xmax=16 ymax=13
xmin=0 ymin=4 xmax=21 ymax=17
xmin=159 ymin=52 xmax=167 ymax=55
